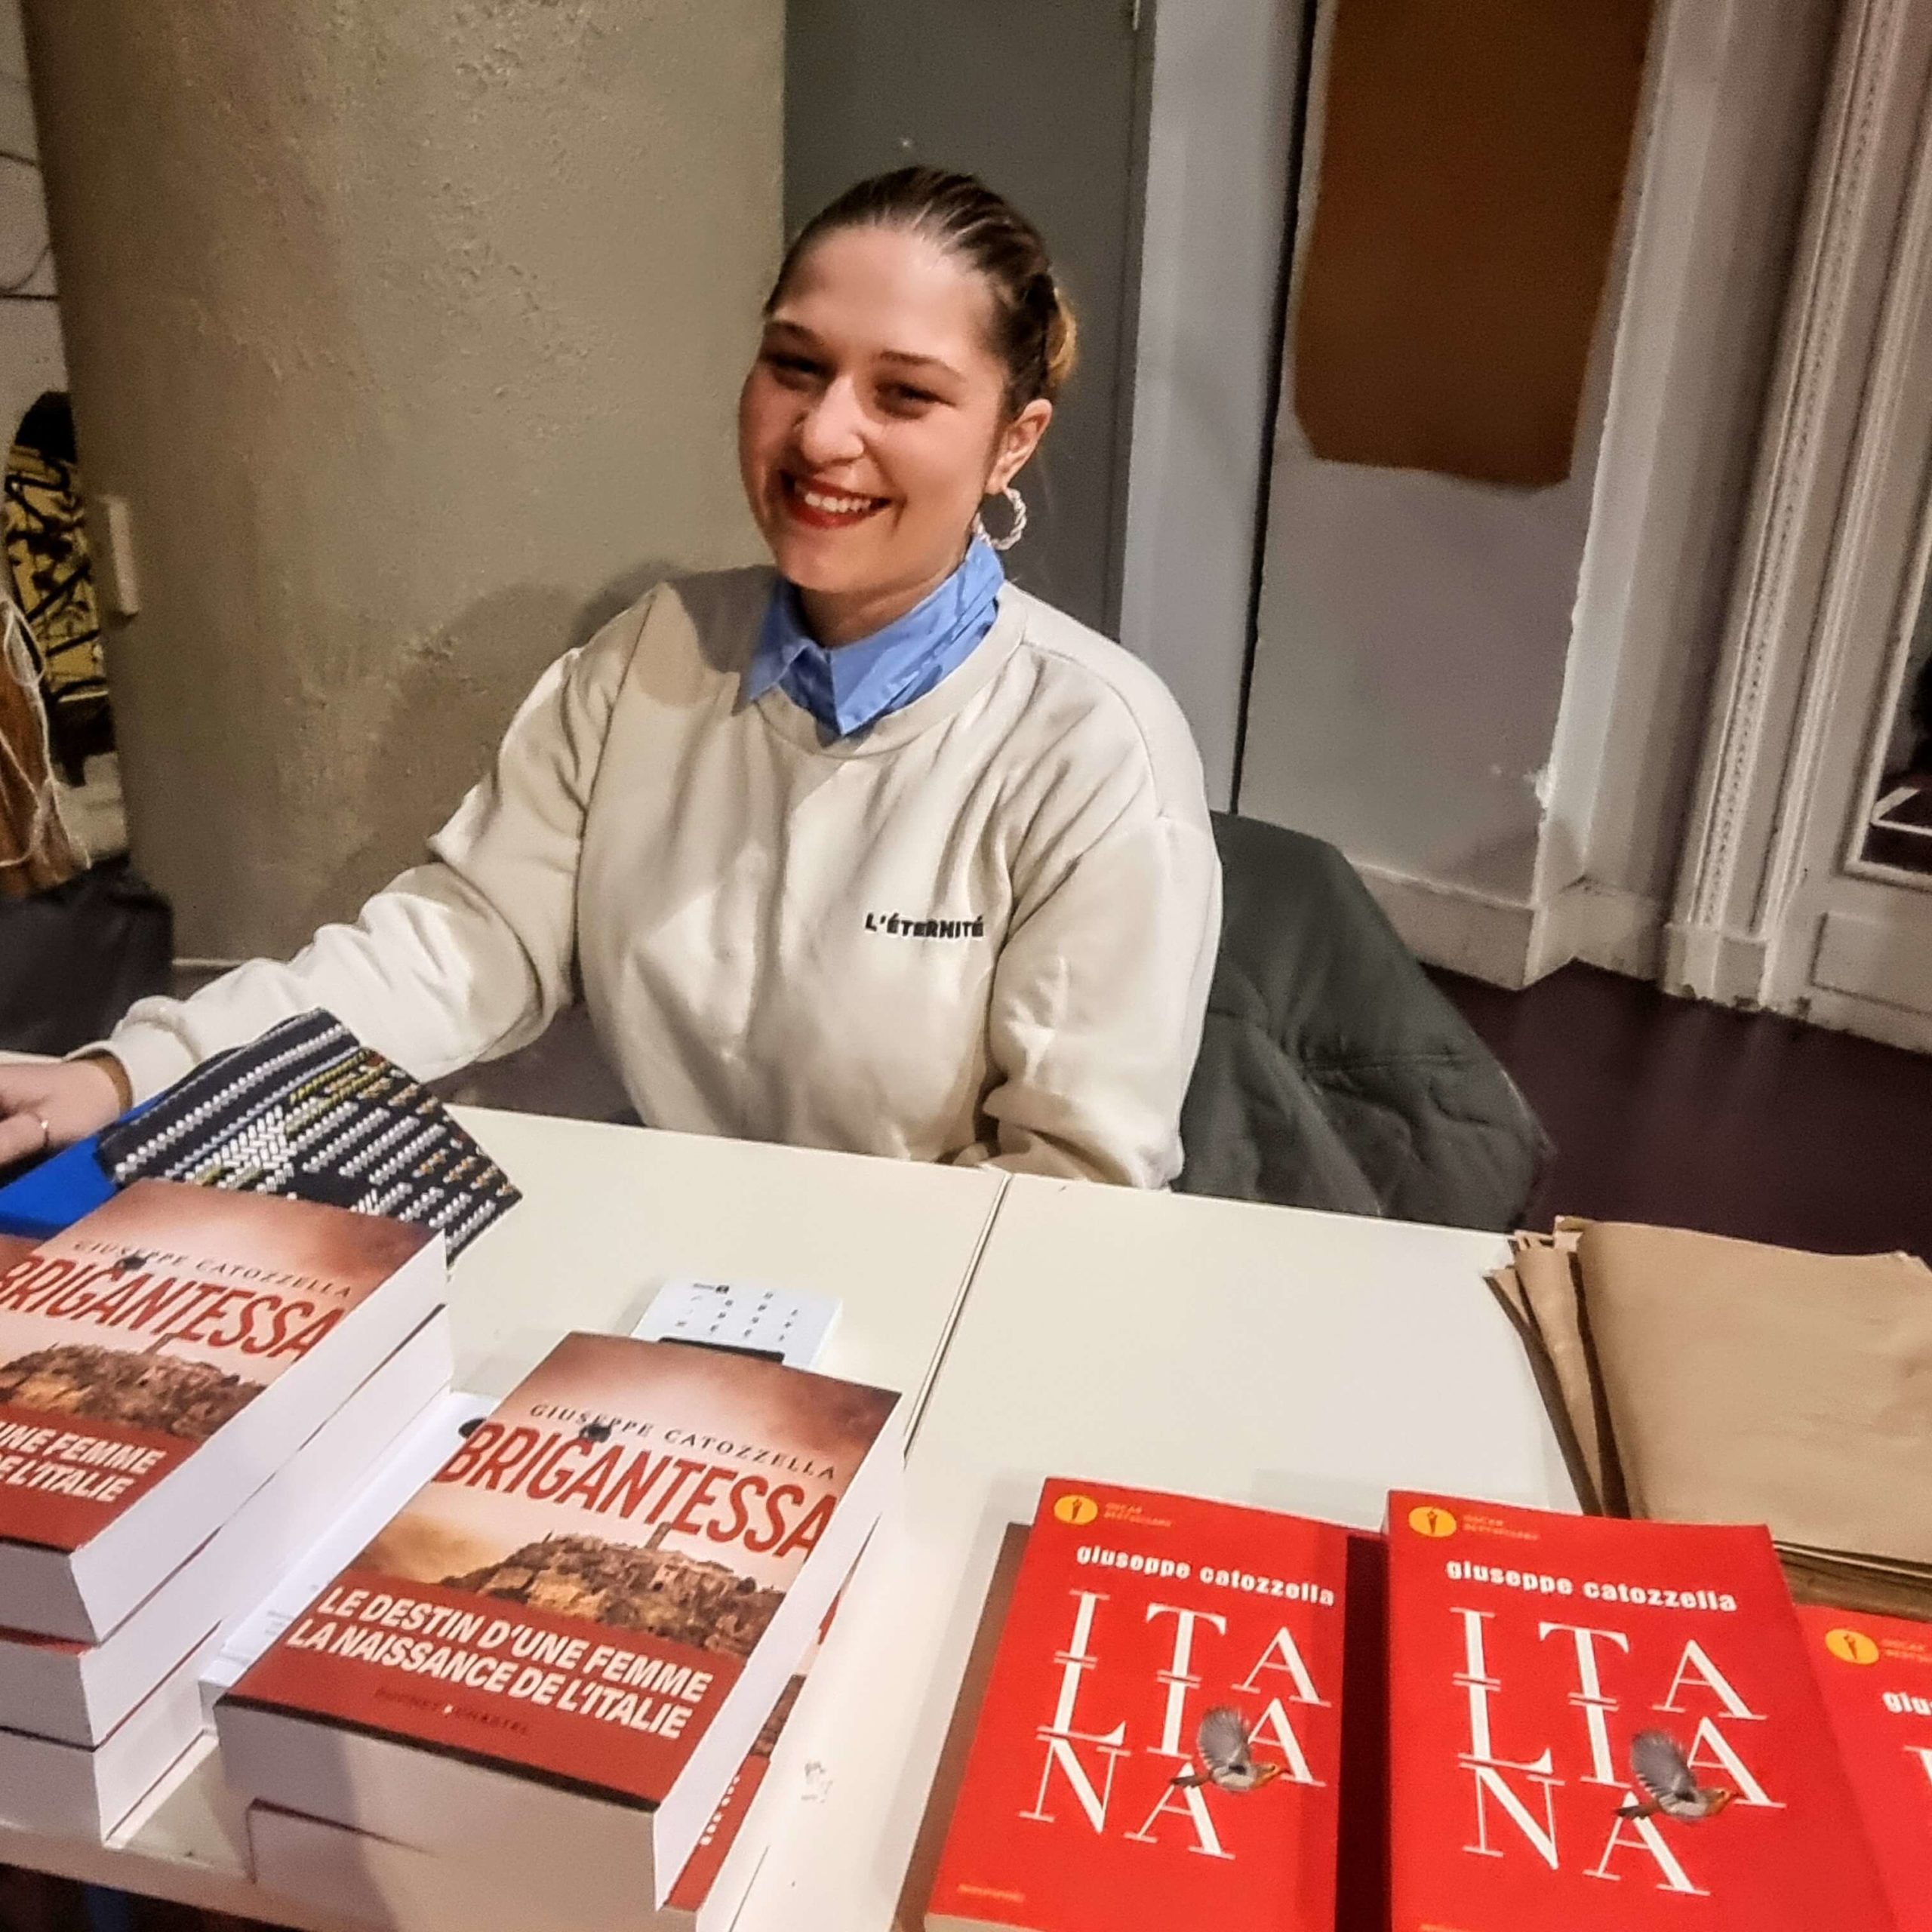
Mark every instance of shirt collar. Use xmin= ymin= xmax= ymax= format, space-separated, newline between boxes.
xmin=746 ymin=538 xmax=1005 ymax=738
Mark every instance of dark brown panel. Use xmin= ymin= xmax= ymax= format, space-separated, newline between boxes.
xmin=1294 ymin=0 xmax=1654 ymax=486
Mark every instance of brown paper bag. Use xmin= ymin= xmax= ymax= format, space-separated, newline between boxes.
xmin=1485 ymin=1262 xmax=1602 ymax=1517
xmin=1577 ymin=1222 xmax=1932 ymax=1564
xmin=1512 ymin=1235 xmax=1628 ymax=1517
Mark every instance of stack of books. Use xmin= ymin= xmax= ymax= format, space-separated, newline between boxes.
xmin=214 ymin=1331 xmax=903 ymax=1927
xmin=925 ymin=1478 xmax=1924 ymax=1932
xmin=0 ymin=1178 xmax=450 ymax=1838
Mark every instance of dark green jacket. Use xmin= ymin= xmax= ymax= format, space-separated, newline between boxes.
xmin=1177 ymin=815 xmax=1549 ymax=1229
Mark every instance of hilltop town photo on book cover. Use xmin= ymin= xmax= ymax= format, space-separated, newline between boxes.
xmin=352 ymin=1332 xmax=894 ymax=1657
xmin=0 ymin=1181 xmax=426 ymax=1444
xmin=0 ymin=1182 xmax=435 ymax=1571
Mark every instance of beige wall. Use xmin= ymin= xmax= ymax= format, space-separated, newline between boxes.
xmin=26 ymin=0 xmax=779 ymax=958
xmin=0 ymin=0 xmax=63 ymax=448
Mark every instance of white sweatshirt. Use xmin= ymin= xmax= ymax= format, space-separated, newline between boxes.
xmin=105 ymin=571 xmax=1222 ymax=1186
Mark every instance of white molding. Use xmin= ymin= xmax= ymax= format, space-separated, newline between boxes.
xmin=1527 ymin=881 xmax=1664 ymax=985
xmin=1659 ymin=921 xmax=1770 ymax=1008
xmin=1355 ymin=865 xmax=1540 ymax=989
xmin=1356 ymin=864 xmax=1662 ymax=990
xmin=1810 ymin=905 xmax=1932 ymax=1018
xmin=1782 ymin=983 xmax=1932 ymax=1056
xmin=1119 ymin=0 xmax=1306 ymax=808
xmin=1669 ymin=0 xmax=1932 ymax=994
xmin=1761 ymin=93 xmax=1932 ymax=967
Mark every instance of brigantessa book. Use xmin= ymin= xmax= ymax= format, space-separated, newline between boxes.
xmin=219 ymin=1331 xmax=900 ymax=1909
xmin=0 ymin=1179 xmax=441 ymax=1640
xmin=928 ymin=1477 xmax=1349 ymax=1932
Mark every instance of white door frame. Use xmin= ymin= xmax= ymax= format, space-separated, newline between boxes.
xmin=1755 ymin=56 xmax=1932 ymax=1044
xmin=1117 ymin=0 xmax=1309 ymax=809
xmin=1667 ymin=0 xmax=1932 ymax=1011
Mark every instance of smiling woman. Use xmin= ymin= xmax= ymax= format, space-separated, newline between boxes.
xmin=0 ymin=169 xmax=1222 ymax=1189
xmin=742 ymin=171 xmax=1070 ymax=649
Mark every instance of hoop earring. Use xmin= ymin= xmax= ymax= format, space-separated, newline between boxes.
xmin=974 ymin=484 xmax=1028 ymax=553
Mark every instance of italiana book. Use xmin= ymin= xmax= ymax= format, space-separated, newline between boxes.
xmin=0 ymin=1310 xmax=451 ymax=1746
xmin=928 ymin=1477 xmax=1350 ymax=1932
xmin=0 ymin=1179 xmax=443 ymax=1641
xmin=245 ymin=1617 xmax=836 ymax=1932
xmin=217 ymin=1332 xmax=900 ymax=1910
xmin=1386 ymin=1491 xmax=1896 ymax=1930
xmin=1798 ymin=1602 xmax=1932 ymax=1932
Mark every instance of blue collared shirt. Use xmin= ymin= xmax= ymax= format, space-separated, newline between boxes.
xmin=744 ymin=538 xmax=1005 ymax=740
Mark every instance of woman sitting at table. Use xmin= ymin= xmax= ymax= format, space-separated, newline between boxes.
xmin=0 ymin=169 xmax=1220 ymax=1186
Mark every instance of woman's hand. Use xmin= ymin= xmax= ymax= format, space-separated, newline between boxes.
xmin=0 ymin=1056 xmax=130 ymax=1168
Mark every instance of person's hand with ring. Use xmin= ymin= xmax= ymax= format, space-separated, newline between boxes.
xmin=0 ymin=1056 xmax=130 ymax=1168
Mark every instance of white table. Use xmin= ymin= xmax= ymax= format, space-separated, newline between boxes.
xmin=0 ymin=1108 xmax=1009 ymax=1922
xmin=0 ymin=1117 xmax=1568 ymax=1930
xmin=736 ymin=1176 xmax=1571 ymax=1932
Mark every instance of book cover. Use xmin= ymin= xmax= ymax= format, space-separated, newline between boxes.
xmin=229 ymin=1332 xmax=897 ymax=1810
xmin=665 ymin=1608 xmax=830 ymax=1915
xmin=1798 ymin=1603 xmax=1932 ymax=1931
xmin=0 ymin=1180 xmax=428 ymax=1555
xmin=1387 ymin=1492 xmax=1897 ymax=1930
xmin=928 ymin=1477 xmax=1349 ymax=1932
xmin=0 ymin=1311 xmax=451 ymax=1748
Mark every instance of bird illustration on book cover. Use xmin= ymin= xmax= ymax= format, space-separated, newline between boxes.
xmin=1386 ymin=1493 xmax=1897 ymax=1930
xmin=928 ymin=1478 xmax=1350 ymax=1932
xmin=1616 ymin=1728 xmax=1734 ymax=1823
xmin=1170 ymin=1706 xmax=1284 ymax=1793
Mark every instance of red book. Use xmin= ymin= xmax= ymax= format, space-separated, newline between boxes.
xmin=246 ymin=1605 xmax=841 ymax=1932
xmin=1798 ymin=1604 xmax=1932 ymax=1932
xmin=0 ymin=1179 xmax=441 ymax=1639
xmin=217 ymin=1332 xmax=900 ymax=1913
xmin=928 ymin=1477 xmax=1350 ymax=1932
xmin=1387 ymin=1491 xmax=1897 ymax=1930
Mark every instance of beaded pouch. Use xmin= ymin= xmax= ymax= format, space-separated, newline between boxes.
xmin=94 ymin=1011 xmax=520 ymax=1257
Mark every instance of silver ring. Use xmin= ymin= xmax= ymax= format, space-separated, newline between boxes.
xmin=26 ymin=1110 xmax=51 ymax=1154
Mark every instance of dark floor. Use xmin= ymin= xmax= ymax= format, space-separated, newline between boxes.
xmin=0 ymin=1869 xmax=239 ymax=1932
xmin=1432 ymin=961 xmax=1932 ymax=1262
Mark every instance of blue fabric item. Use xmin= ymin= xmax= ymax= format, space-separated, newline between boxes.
xmin=0 ymin=1102 xmax=152 ymax=1239
xmin=745 ymin=537 xmax=1004 ymax=738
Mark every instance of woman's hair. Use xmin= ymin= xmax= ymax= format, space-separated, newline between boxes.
xmin=766 ymin=167 xmax=1078 ymax=416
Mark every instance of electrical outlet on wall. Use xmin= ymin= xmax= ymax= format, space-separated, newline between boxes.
xmin=631 ymin=1278 xmax=841 ymax=1370
xmin=84 ymin=494 xmax=140 ymax=616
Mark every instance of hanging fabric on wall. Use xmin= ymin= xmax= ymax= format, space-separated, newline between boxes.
xmin=4 ymin=391 xmax=110 ymax=786
xmin=1292 ymin=0 xmax=1654 ymax=488
xmin=0 ymin=594 xmax=84 ymax=898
